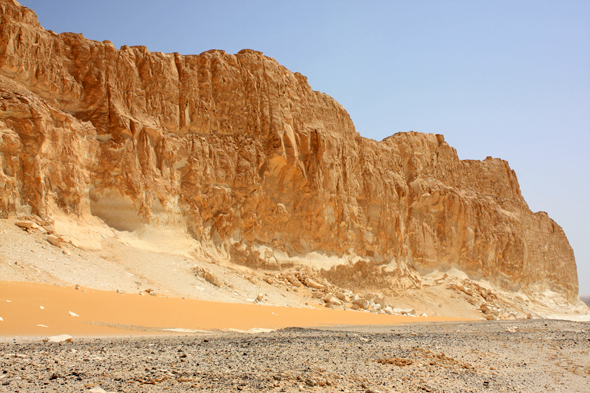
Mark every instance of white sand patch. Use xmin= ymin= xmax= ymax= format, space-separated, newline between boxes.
xmin=422 ymin=267 xmax=471 ymax=281
xmin=227 ymin=328 xmax=275 ymax=334
xmin=162 ymin=328 xmax=208 ymax=333
xmin=257 ymin=246 xmax=365 ymax=270
xmin=115 ymin=224 xmax=201 ymax=259
xmin=53 ymin=212 xmax=114 ymax=251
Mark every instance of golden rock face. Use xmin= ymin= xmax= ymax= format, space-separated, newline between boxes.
xmin=0 ymin=0 xmax=578 ymax=301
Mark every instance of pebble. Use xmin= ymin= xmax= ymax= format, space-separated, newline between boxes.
xmin=0 ymin=320 xmax=587 ymax=392
xmin=87 ymin=387 xmax=107 ymax=393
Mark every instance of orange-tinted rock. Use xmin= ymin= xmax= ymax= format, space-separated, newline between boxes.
xmin=0 ymin=0 xmax=579 ymax=302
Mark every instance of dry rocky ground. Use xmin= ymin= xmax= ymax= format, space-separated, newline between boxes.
xmin=1 ymin=319 xmax=589 ymax=393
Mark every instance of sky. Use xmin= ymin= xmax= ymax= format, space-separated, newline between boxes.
xmin=19 ymin=0 xmax=590 ymax=296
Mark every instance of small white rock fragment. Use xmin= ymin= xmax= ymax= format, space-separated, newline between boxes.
xmin=40 ymin=306 xmax=44 ymax=309
xmin=37 ymin=324 xmax=48 ymax=328
xmin=87 ymin=387 xmax=107 ymax=393
xmin=0 ymin=317 xmax=3 ymax=321
xmin=45 ymin=334 xmax=72 ymax=343
xmin=68 ymin=311 xmax=79 ymax=317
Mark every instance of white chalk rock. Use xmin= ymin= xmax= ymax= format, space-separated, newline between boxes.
xmin=46 ymin=234 xmax=63 ymax=247
xmin=87 ymin=387 xmax=107 ymax=393
xmin=47 ymin=334 xmax=72 ymax=343
xmin=68 ymin=311 xmax=79 ymax=317
xmin=335 ymin=292 xmax=350 ymax=302
xmin=300 ymin=276 xmax=325 ymax=290
xmin=374 ymin=297 xmax=387 ymax=308
xmin=352 ymin=298 xmax=370 ymax=309
xmin=323 ymin=295 xmax=343 ymax=306
xmin=15 ymin=220 xmax=36 ymax=229
xmin=398 ymin=308 xmax=416 ymax=315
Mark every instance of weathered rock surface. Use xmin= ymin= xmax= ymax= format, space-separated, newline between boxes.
xmin=0 ymin=0 xmax=579 ymax=302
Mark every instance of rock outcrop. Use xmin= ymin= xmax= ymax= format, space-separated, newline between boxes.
xmin=0 ymin=0 xmax=579 ymax=301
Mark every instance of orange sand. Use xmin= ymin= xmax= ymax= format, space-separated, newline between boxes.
xmin=0 ymin=282 xmax=467 ymax=337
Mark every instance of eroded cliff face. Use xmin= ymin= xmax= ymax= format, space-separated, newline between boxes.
xmin=0 ymin=0 xmax=579 ymax=301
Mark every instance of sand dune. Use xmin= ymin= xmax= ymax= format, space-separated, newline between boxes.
xmin=0 ymin=281 xmax=461 ymax=339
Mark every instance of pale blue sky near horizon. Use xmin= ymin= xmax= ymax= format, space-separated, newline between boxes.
xmin=19 ymin=0 xmax=590 ymax=296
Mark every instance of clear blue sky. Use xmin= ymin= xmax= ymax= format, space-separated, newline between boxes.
xmin=19 ymin=0 xmax=590 ymax=296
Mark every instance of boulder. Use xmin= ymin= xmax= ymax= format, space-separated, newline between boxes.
xmin=286 ymin=275 xmax=302 ymax=288
xmin=300 ymin=276 xmax=325 ymax=290
xmin=335 ymin=292 xmax=350 ymax=302
xmin=15 ymin=220 xmax=36 ymax=229
xmin=323 ymin=295 xmax=343 ymax=306
xmin=46 ymin=235 xmax=63 ymax=247
xmin=352 ymin=298 xmax=370 ymax=310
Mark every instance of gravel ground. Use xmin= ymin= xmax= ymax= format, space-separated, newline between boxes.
xmin=1 ymin=320 xmax=589 ymax=392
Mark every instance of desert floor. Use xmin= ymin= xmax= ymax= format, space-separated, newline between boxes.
xmin=0 ymin=320 xmax=588 ymax=392
xmin=2 ymin=283 xmax=589 ymax=392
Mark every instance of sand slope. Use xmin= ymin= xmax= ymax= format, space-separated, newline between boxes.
xmin=0 ymin=281 xmax=459 ymax=338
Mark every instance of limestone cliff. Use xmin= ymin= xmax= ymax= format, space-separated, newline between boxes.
xmin=0 ymin=0 xmax=579 ymax=301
